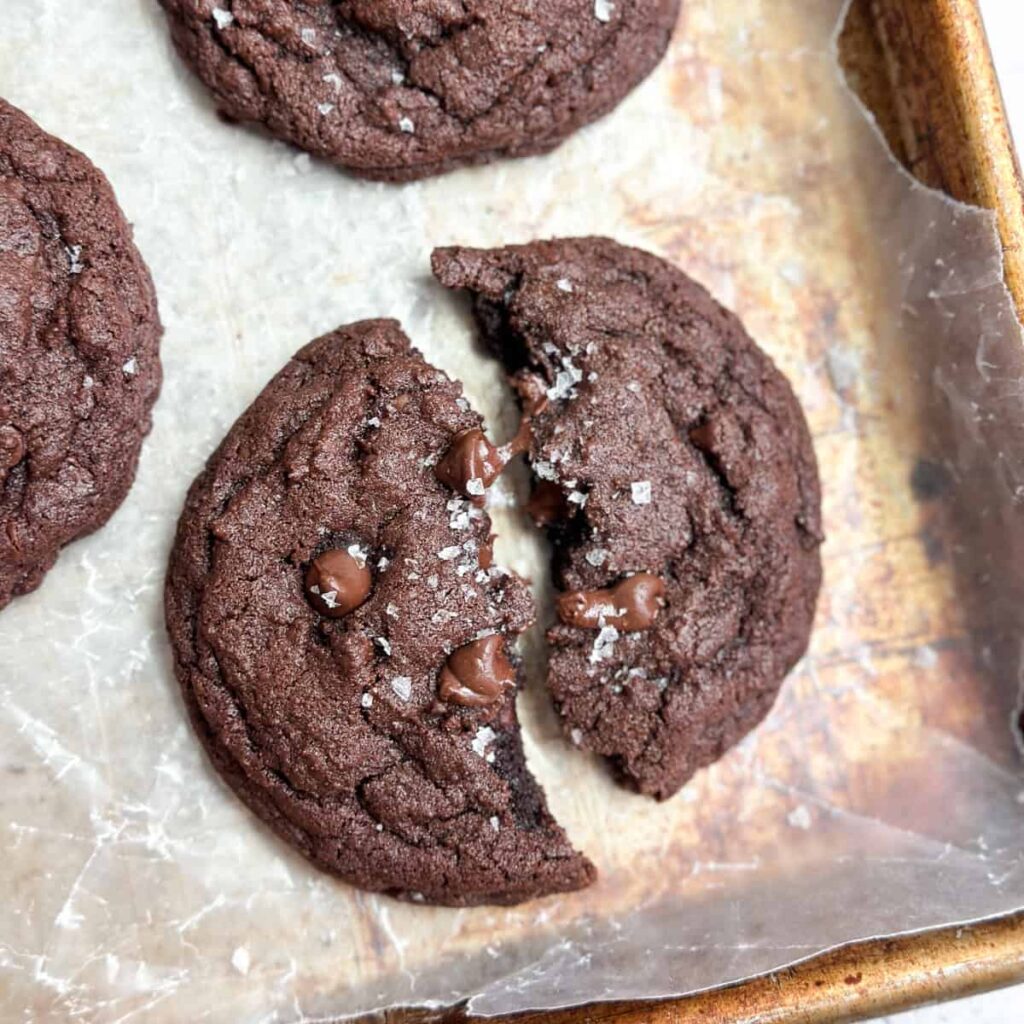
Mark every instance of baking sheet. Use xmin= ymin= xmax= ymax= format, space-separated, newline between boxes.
xmin=4 ymin=0 xmax=1024 ymax=1020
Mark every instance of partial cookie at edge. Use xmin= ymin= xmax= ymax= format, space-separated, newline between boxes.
xmin=157 ymin=0 xmax=681 ymax=182
xmin=0 ymin=99 xmax=162 ymax=611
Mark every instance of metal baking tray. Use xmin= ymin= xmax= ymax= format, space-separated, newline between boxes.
xmin=4 ymin=0 xmax=1024 ymax=1020
xmin=517 ymin=1 xmax=1024 ymax=1020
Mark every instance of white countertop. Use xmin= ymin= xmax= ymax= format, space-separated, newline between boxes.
xmin=869 ymin=2 xmax=1022 ymax=1021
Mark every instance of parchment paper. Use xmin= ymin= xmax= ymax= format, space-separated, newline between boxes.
xmin=4 ymin=1 xmax=1024 ymax=1020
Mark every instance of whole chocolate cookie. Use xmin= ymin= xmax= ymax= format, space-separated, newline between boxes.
xmin=433 ymin=238 xmax=823 ymax=800
xmin=165 ymin=319 xmax=594 ymax=905
xmin=156 ymin=0 xmax=681 ymax=182
xmin=0 ymin=99 xmax=162 ymax=611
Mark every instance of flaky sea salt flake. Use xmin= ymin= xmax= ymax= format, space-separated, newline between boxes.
xmin=212 ymin=7 xmax=234 ymax=30
xmin=398 ymin=116 xmax=415 ymax=134
xmin=631 ymin=481 xmax=652 ymax=505
xmin=594 ymin=0 xmax=614 ymax=22
xmin=546 ymin=362 xmax=583 ymax=401
xmin=471 ymin=726 xmax=496 ymax=757
xmin=590 ymin=625 xmax=619 ymax=664
xmin=66 ymin=245 xmax=85 ymax=274
xmin=390 ymin=676 xmax=412 ymax=701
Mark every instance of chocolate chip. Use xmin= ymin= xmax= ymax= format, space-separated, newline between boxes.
xmin=305 ymin=547 xmax=372 ymax=618
xmin=527 ymin=480 xmax=569 ymax=527
xmin=438 ymin=634 xmax=516 ymax=709
xmin=435 ymin=428 xmax=503 ymax=505
xmin=557 ymin=573 xmax=667 ymax=631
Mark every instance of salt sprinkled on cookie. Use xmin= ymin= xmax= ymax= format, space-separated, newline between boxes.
xmin=631 ymin=481 xmax=652 ymax=505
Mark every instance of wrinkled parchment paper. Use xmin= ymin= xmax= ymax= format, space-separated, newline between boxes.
xmin=5 ymin=0 xmax=1024 ymax=1019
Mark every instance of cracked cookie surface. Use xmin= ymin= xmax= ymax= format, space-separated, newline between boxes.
xmin=156 ymin=0 xmax=681 ymax=181
xmin=165 ymin=319 xmax=594 ymax=905
xmin=0 ymin=99 xmax=162 ymax=611
xmin=433 ymin=237 xmax=823 ymax=800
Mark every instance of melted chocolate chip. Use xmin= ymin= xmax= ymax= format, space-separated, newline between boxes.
xmin=305 ymin=547 xmax=372 ymax=618
xmin=557 ymin=573 xmax=667 ymax=631
xmin=438 ymin=633 xmax=516 ymax=708
xmin=435 ymin=428 xmax=503 ymax=505
xmin=527 ymin=481 xmax=569 ymax=527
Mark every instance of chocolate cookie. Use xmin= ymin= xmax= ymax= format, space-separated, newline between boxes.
xmin=165 ymin=319 xmax=594 ymax=905
xmin=0 ymin=99 xmax=162 ymax=611
xmin=156 ymin=0 xmax=681 ymax=182
xmin=433 ymin=238 xmax=823 ymax=800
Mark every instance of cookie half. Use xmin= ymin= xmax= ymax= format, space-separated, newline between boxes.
xmin=0 ymin=99 xmax=162 ymax=611
xmin=157 ymin=0 xmax=681 ymax=182
xmin=165 ymin=319 xmax=594 ymax=905
xmin=433 ymin=238 xmax=823 ymax=800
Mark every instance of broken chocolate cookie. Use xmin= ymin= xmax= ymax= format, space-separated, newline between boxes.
xmin=165 ymin=318 xmax=594 ymax=904
xmin=433 ymin=237 xmax=823 ymax=800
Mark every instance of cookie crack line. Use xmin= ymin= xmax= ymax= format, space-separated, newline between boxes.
xmin=156 ymin=0 xmax=682 ymax=181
